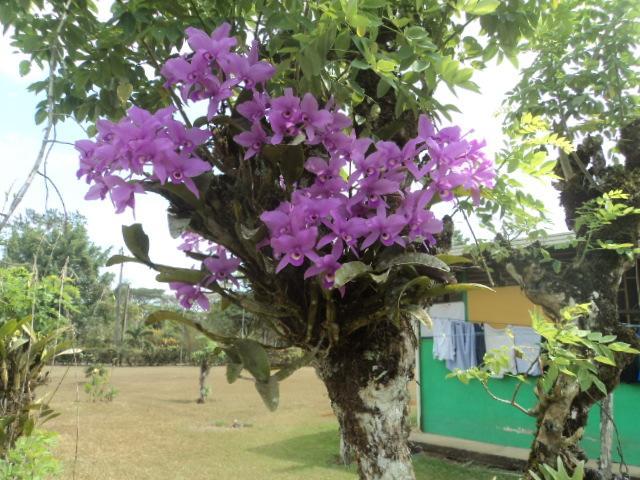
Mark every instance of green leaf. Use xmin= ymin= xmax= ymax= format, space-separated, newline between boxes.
xmin=155 ymin=267 xmax=206 ymax=285
xmin=422 ymin=282 xmax=494 ymax=298
xmin=18 ymin=59 xmax=30 ymax=77
xmin=334 ymin=261 xmax=371 ymax=288
xmin=594 ymin=355 xmax=616 ymax=366
xmin=403 ymin=305 xmax=432 ymax=327
xmin=105 ymin=254 xmax=142 ymax=267
xmin=350 ymin=59 xmax=370 ymax=70
xmin=436 ymin=254 xmax=472 ymax=265
xmin=254 ymin=377 xmax=279 ymax=411
xmin=122 ymin=224 xmax=150 ymax=262
xmin=608 ymin=342 xmax=640 ymax=354
xmin=376 ymin=59 xmax=397 ymax=73
xmin=376 ymin=252 xmax=449 ymax=273
xmin=226 ymin=362 xmax=243 ymax=384
xmin=592 ymin=377 xmax=608 ymax=395
xmin=116 ymin=82 xmax=133 ymax=104
xmin=235 ymin=339 xmax=271 ymax=383
xmin=376 ymin=76 xmax=392 ymax=98
xmin=146 ymin=310 xmax=231 ymax=345
xmin=541 ymin=364 xmax=559 ymax=393
xmin=462 ymin=0 xmax=501 ymax=16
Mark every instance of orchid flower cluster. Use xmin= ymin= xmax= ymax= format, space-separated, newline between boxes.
xmin=74 ymin=23 xmax=496 ymax=308
xmin=171 ymin=232 xmax=242 ymax=310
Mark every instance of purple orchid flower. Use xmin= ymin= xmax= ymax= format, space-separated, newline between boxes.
xmin=233 ymin=122 xmax=268 ymax=159
xmin=237 ymin=91 xmax=270 ymax=122
xmin=221 ymin=43 xmax=276 ymax=89
xmin=304 ymin=155 xmax=346 ymax=183
xmin=347 ymin=175 xmax=400 ymax=211
xmin=166 ymin=120 xmax=209 ymax=154
xmin=201 ymin=75 xmax=237 ymax=119
xmin=268 ymin=89 xmax=301 ymax=144
xmin=291 ymin=194 xmax=342 ymax=226
xmin=155 ymin=153 xmax=211 ymax=196
xmin=305 ymin=240 xmax=344 ymax=289
xmin=184 ymin=24 xmax=237 ymax=64
xmin=84 ymin=176 xmax=109 ymax=201
xmin=299 ymin=93 xmax=333 ymax=141
xmin=317 ymin=212 xmax=367 ymax=252
xmin=306 ymin=177 xmax=348 ymax=198
xmin=104 ymin=176 xmax=145 ymax=213
xmin=361 ymin=206 xmax=408 ymax=249
xmin=417 ymin=114 xmax=436 ymax=141
xmin=161 ymin=52 xmax=210 ymax=101
xmin=260 ymin=204 xmax=293 ymax=237
xmin=204 ymin=247 xmax=241 ymax=286
xmin=170 ymin=282 xmax=210 ymax=310
xmin=270 ymin=226 xmax=318 ymax=272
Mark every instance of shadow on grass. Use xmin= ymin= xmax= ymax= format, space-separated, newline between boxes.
xmin=249 ymin=427 xmax=518 ymax=480
xmin=248 ymin=426 xmax=356 ymax=475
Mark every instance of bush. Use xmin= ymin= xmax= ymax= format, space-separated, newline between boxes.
xmin=0 ymin=430 xmax=61 ymax=479
xmin=84 ymin=365 xmax=118 ymax=402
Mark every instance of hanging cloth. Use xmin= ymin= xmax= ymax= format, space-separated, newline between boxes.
xmin=512 ymin=326 xmax=542 ymax=376
xmin=474 ymin=323 xmax=486 ymax=365
xmin=432 ymin=317 xmax=454 ymax=361
xmin=484 ymin=324 xmax=517 ymax=378
xmin=446 ymin=320 xmax=477 ymax=371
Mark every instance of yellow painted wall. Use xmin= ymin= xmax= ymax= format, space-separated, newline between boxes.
xmin=467 ymin=285 xmax=540 ymax=327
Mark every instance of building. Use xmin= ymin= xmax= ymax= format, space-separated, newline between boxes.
xmin=414 ymin=233 xmax=640 ymax=472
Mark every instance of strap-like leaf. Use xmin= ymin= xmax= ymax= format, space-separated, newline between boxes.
xmin=436 ymin=254 xmax=473 ymax=265
xmin=122 ymin=224 xmax=150 ymax=262
xmin=105 ymin=254 xmax=143 ymax=267
xmin=146 ymin=310 xmax=232 ymax=344
xmin=226 ymin=362 xmax=244 ymax=384
xmin=421 ymin=282 xmax=494 ymax=298
xmin=254 ymin=377 xmax=279 ymax=411
xmin=334 ymin=261 xmax=371 ymax=288
xmin=155 ymin=267 xmax=207 ymax=284
xmin=376 ymin=252 xmax=450 ymax=273
xmin=235 ymin=339 xmax=271 ymax=383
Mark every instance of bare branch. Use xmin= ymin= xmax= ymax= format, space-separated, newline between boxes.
xmin=0 ymin=0 xmax=73 ymax=233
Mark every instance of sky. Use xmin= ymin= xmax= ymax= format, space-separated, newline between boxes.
xmin=0 ymin=12 xmax=567 ymax=289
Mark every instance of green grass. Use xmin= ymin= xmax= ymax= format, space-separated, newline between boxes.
xmin=250 ymin=422 xmax=518 ymax=480
xmin=44 ymin=366 xmax=520 ymax=479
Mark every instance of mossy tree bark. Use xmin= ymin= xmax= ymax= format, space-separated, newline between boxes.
xmin=316 ymin=321 xmax=416 ymax=480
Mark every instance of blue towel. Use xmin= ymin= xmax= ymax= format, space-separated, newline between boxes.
xmin=446 ymin=321 xmax=477 ymax=371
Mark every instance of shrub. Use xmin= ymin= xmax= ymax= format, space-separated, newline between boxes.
xmin=84 ymin=365 xmax=118 ymax=402
xmin=0 ymin=430 xmax=61 ymax=480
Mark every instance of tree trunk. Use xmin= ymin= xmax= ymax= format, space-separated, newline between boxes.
xmin=599 ymin=394 xmax=614 ymax=480
xmin=522 ymin=310 xmax=638 ymax=480
xmin=315 ymin=321 xmax=416 ymax=480
xmin=197 ymin=360 xmax=211 ymax=404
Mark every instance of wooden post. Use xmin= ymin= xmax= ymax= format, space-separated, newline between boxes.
xmin=599 ymin=393 xmax=614 ymax=480
xmin=113 ymin=248 xmax=124 ymax=347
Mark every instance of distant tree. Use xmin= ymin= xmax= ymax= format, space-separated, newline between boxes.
xmin=2 ymin=209 xmax=114 ymax=341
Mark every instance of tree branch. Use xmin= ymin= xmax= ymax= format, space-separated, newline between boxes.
xmin=0 ymin=0 xmax=73 ymax=233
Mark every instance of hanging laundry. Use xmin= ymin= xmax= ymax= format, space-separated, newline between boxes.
xmin=446 ymin=321 xmax=477 ymax=371
xmin=483 ymin=324 xmax=517 ymax=378
xmin=474 ymin=323 xmax=486 ymax=365
xmin=512 ymin=326 xmax=542 ymax=376
xmin=432 ymin=317 xmax=454 ymax=361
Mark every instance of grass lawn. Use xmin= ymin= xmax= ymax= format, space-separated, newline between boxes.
xmin=43 ymin=366 xmax=519 ymax=480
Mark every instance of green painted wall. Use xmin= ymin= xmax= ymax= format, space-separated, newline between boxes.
xmin=419 ymin=338 xmax=640 ymax=466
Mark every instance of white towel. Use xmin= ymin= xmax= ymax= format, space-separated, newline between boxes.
xmin=483 ymin=324 xmax=516 ymax=377
xmin=512 ymin=326 xmax=542 ymax=376
xmin=432 ymin=318 xmax=454 ymax=361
